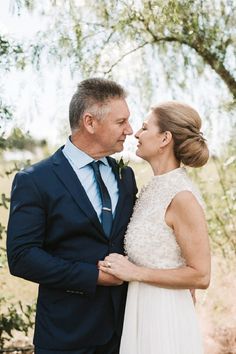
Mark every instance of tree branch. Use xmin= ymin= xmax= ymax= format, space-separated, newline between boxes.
xmin=103 ymin=41 xmax=149 ymax=74
xmin=149 ymin=34 xmax=236 ymax=99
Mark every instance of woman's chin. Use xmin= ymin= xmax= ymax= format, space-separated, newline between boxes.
xmin=135 ymin=149 xmax=143 ymax=158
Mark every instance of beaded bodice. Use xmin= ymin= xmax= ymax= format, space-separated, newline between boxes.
xmin=124 ymin=167 xmax=204 ymax=269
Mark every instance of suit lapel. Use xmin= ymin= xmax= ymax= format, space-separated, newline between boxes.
xmin=51 ymin=148 xmax=105 ymax=238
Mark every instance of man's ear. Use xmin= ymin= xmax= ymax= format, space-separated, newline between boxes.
xmin=161 ymin=131 xmax=173 ymax=147
xmin=82 ymin=112 xmax=96 ymax=134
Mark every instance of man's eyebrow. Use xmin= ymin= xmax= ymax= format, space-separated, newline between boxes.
xmin=116 ymin=117 xmax=129 ymax=121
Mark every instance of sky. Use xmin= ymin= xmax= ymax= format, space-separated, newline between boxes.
xmin=0 ymin=0 xmax=235 ymax=155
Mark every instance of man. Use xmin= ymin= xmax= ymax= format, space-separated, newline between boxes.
xmin=7 ymin=78 xmax=138 ymax=354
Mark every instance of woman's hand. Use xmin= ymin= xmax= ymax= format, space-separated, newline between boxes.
xmin=98 ymin=253 xmax=140 ymax=282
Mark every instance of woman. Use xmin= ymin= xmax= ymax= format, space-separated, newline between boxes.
xmin=99 ymin=101 xmax=211 ymax=354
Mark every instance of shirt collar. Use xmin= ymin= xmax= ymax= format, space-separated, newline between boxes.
xmin=63 ymin=137 xmax=109 ymax=169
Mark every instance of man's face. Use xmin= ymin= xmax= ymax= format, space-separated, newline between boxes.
xmin=93 ymin=98 xmax=133 ymax=156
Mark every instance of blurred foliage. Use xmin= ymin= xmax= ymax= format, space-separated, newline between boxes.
xmin=191 ymin=140 xmax=236 ymax=258
xmin=0 ymin=100 xmax=13 ymax=150
xmin=0 ymin=194 xmax=10 ymax=210
xmin=0 ymin=128 xmax=47 ymax=152
xmin=11 ymin=0 xmax=235 ymax=99
xmin=0 ymin=298 xmax=35 ymax=347
xmin=0 ymin=34 xmax=26 ymax=70
xmin=0 ymin=100 xmax=12 ymax=122
xmin=9 ymin=0 xmax=236 ymax=100
xmin=206 ymin=155 xmax=236 ymax=257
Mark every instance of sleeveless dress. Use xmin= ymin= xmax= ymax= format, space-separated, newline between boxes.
xmin=120 ymin=167 xmax=204 ymax=354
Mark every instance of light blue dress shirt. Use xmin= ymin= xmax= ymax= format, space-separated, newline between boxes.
xmin=62 ymin=138 xmax=119 ymax=221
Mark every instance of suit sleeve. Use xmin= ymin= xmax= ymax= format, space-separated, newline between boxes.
xmin=7 ymin=171 xmax=99 ymax=296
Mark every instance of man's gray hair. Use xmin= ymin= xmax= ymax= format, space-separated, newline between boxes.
xmin=69 ymin=78 xmax=127 ymax=130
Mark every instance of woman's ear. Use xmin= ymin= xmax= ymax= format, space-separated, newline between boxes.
xmin=161 ymin=131 xmax=173 ymax=147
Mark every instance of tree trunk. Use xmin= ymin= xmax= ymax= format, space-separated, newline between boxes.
xmin=153 ymin=36 xmax=236 ymax=99
xmin=194 ymin=47 xmax=236 ymax=100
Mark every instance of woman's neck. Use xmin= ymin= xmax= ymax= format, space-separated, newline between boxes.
xmin=150 ymin=156 xmax=180 ymax=176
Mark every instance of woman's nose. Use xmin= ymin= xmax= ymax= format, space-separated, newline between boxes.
xmin=135 ymin=129 xmax=141 ymax=139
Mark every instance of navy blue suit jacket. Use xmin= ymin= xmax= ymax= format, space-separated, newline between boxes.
xmin=7 ymin=147 xmax=137 ymax=350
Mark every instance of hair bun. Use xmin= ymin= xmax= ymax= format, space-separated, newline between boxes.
xmin=153 ymin=101 xmax=209 ymax=168
xmin=177 ymin=136 xmax=209 ymax=167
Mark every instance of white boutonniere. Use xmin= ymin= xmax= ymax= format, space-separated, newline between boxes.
xmin=116 ymin=157 xmax=129 ymax=179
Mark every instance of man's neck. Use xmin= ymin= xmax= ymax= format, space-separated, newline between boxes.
xmin=71 ymin=133 xmax=109 ymax=160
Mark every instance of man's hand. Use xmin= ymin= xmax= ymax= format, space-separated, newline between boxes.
xmin=97 ymin=269 xmax=123 ymax=286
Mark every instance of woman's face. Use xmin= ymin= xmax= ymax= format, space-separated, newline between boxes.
xmin=135 ymin=111 xmax=165 ymax=161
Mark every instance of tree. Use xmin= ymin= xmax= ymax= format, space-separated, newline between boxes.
xmin=0 ymin=33 xmax=26 ymax=149
xmin=81 ymin=0 xmax=236 ymax=98
xmin=0 ymin=32 xmax=24 ymax=241
xmin=14 ymin=0 xmax=235 ymax=100
xmin=9 ymin=0 xmax=236 ymax=99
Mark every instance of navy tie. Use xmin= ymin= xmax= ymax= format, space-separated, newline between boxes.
xmin=90 ymin=161 xmax=113 ymax=237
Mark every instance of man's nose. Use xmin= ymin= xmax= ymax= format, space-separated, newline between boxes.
xmin=124 ymin=122 xmax=133 ymax=135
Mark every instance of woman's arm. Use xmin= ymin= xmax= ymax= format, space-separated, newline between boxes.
xmin=99 ymin=191 xmax=211 ymax=289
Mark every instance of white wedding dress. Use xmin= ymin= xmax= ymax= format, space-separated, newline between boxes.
xmin=120 ymin=167 xmax=204 ymax=354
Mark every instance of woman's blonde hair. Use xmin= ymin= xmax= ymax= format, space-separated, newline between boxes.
xmin=152 ymin=101 xmax=209 ymax=167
